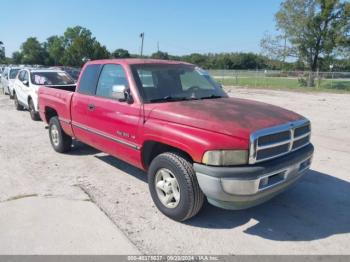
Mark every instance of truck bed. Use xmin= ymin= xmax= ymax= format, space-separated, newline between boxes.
xmin=38 ymin=85 xmax=76 ymax=126
xmin=44 ymin=85 xmax=76 ymax=92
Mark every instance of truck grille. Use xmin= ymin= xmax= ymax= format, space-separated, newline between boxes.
xmin=249 ymin=119 xmax=311 ymax=164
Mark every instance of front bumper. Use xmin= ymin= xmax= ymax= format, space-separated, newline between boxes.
xmin=194 ymin=144 xmax=314 ymax=210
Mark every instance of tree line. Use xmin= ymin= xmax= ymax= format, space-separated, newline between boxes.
xmin=2 ymin=26 xmax=349 ymax=72
xmin=1 ymin=0 xmax=349 ymax=77
xmin=0 ymin=27 xmax=292 ymax=70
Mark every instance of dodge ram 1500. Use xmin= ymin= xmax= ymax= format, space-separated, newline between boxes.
xmin=38 ymin=59 xmax=314 ymax=221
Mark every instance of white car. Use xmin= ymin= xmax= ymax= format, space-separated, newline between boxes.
xmin=1 ymin=67 xmax=21 ymax=98
xmin=13 ymin=68 xmax=76 ymax=120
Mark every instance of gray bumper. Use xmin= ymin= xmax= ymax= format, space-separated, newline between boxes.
xmin=194 ymin=144 xmax=314 ymax=210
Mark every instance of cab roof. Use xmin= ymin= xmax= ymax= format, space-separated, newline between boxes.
xmin=86 ymin=58 xmax=193 ymax=66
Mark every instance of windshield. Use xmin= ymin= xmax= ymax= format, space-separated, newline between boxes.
xmin=131 ymin=64 xmax=227 ymax=103
xmin=30 ymin=71 xmax=75 ymax=85
xmin=9 ymin=69 xmax=20 ymax=79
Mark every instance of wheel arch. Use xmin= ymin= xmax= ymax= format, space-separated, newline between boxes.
xmin=44 ymin=106 xmax=58 ymax=123
xmin=141 ymin=140 xmax=194 ymax=170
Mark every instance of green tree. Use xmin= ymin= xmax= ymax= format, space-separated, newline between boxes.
xmin=11 ymin=51 xmax=23 ymax=64
xmin=20 ymin=37 xmax=46 ymax=65
xmin=112 ymin=48 xmax=130 ymax=58
xmin=61 ymin=26 xmax=111 ymax=66
xmin=183 ymin=53 xmax=212 ymax=68
xmin=46 ymin=36 xmax=65 ymax=65
xmin=91 ymin=42 xmax=110 ymax=60
xmin=151 ymin=51 xmax=169 ymax=60
xmin=61 ymin=26 xmax=96 ymax=66
xmin=262 ymin=0 xmax=350 ymax=86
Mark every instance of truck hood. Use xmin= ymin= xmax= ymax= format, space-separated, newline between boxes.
xmin=145 ymin=97 xmax=303 ymax=139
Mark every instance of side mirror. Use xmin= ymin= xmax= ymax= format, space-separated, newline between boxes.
xmin=111 ymin=85 xmax=131 ymax=102
xmin=22 ymin=80 xmax=29 ymax=86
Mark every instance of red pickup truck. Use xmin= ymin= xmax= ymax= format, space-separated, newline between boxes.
xmin=38 ymin=59 xmax=314 ymax=221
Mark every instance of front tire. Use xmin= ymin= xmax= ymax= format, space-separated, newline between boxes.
xmin=14 ymin=93 xmax=24 ymax=110
xmin=28 ymin=99 xmax=40 ymax=121
xmin=49 ymin=116 xmax=72 ymax=153
xmin=148 ymin=152 xmax=204 ymax=221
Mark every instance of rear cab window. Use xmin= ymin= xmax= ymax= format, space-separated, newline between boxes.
xmin=77 ymin=64 xmax=102 ymax=95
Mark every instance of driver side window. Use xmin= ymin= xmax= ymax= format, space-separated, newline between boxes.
xmin=96 ymin=64 xmax=128 ymax=99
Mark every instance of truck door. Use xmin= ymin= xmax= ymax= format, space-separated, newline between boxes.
xmin=87 ymin=63 xmax=142 ymax=167
xmin=71 ymin=63 xmax=102 ymax=145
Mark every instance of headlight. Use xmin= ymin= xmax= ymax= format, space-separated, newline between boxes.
xmin=202 ymin=150 xmax=248 ymax=166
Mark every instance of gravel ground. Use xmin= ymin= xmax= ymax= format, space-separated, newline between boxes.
xmin=0 ymin=88 xmax=349 ymax=255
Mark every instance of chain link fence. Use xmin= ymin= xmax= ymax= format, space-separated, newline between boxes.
xmin=208 ymin=70 xmax=350 ymax=91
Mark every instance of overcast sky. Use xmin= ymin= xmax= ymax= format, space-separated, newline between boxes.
xmin=0 ymin=0 xmax=282 ymax=56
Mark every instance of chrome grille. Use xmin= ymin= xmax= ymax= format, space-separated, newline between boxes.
xmin=249 ymin=119 xmax=311 ymax=164
xmin=257 ymin=131 xmax=291 ymax=146
xmin=256 ymin=143 xmax=290 ymax=161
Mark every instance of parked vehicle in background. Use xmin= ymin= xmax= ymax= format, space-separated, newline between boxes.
xmin=1 ymin=67 xmax=21 ymax=97
xmin=38 ymin=59 xmax=314 ymax=221
xmin=50 ymin=66 xmax=81 ymax=82
xmin=13 ymin=68 xmax=75 ymax=120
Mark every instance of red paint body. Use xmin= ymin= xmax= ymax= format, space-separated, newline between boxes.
xmin=38 ymin=59 xmax=302 ymax=171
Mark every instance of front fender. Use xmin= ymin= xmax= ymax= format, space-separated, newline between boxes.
xmin=141 ymin=119 xmax=249 ymax=163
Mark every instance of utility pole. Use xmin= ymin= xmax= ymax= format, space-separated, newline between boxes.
xmin=140 ymin=33 xmax=145 ymax=57
xmin=157 ymin=41 xmax=159 ymax=52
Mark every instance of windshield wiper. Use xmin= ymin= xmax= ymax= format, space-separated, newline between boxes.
xmin=200 ymin=95 xmax=223 ymax=100
xmin=149 ymin=96 xmax=189 ymax=103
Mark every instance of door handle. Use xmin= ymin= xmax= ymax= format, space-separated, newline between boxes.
xmin=88 ymin=104 xmax=95 ymax=111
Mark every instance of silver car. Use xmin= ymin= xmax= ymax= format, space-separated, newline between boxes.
xmin=1 ymin=67 xmax=21 ymax=98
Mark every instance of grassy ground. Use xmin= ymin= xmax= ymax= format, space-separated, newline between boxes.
xmin=214 ymin=76 xmax=350 ymax=93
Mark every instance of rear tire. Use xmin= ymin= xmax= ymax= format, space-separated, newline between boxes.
xmin=28 ymin=99 xmax=40 ymax=121
xmin=148 ymin=152 xmax=204 ymax=221
xmin=14 ymin=93 xmax=24 ymax=111
xmin=49 ymin=116 xmax=72 ymax=153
